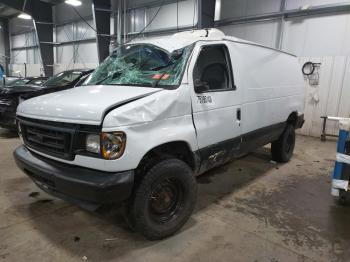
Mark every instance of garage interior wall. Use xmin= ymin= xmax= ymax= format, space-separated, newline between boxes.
xmin=53 ymin=0 xmax=98 ymax=74
xmin=9 ymin=17 xmax=42 ymax=77
xmin=8 ymin=0 xmax=98 ymax=76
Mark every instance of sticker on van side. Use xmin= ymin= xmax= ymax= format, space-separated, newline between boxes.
xmin=197 ymin=95 xmax=213 ymax=104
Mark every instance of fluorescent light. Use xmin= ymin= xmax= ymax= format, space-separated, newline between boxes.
xmin=18 ymin=13 xmax=32 ymax=20
xmin=65 ymin=0 xmax=82 ymax=6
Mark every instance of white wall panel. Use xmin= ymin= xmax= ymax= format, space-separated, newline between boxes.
xmin=128 ymin=0 xmax=197 ymax=33
xmin=75 ymin=43 xmax=99 ymax=64
xmin=179 ymin=0 xmax=198 ymax=26
xmin=56 ymin=45 xmax=74 ymax=64
xmin=25 ymin=32 xmax=37 ymax=46
xmin=282 ymin=13 xmax=350 ymax=56
xmin=10 ymin=64 xmax=42 ymax=77
xmin=286 ymin=0 xmax=350 ymax=9
xmin=298 ymin=56 xmax=350 ymax=137
xmin=11 ymin=34 xmax=26 ymax=48
xmin=56 ymin=24 xmax=74 ymax=43
xmin=53 ymin=63 xmax=97 ymax=75
xmin=147 ymin=1 xmax=191 ymax=30
xmin=75 ymin=20 xmax=96 ymax=40
xmin=220 ymin=0 xmax=282 ymax=20
xmin=27 ymin=49 xmax=36 ymax=64
xmin=220 ymin=20 xmax=280 ymax=48
xmin=129 ymin=8 xmax=146 ymax=33
xmin=11 ymin=50 xmax=26 ymax=64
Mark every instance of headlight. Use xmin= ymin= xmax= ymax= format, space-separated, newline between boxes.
xmin=85 ymin=132 xmax=126 ymax=160
xmin=101 ymin=132 xmax=126 ymax=160
xmin=86 ymin=134 xmax=100 ymax=154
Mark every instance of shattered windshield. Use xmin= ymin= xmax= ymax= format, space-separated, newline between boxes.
xmin=83 ymin=43 xmax=193 ymax=88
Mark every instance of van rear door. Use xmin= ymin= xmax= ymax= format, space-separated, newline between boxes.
xmin=188 ymin=42 xmax=242 ymax=172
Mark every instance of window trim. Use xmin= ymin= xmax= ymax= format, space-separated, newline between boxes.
xmin=193 ymin=43 xmax=236 ymax=94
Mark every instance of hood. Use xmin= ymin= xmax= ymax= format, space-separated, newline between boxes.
xmin=17 ymin=85 xmax=162 ymax=125
xmin=0 ymin=85 xmax=42 ymax=95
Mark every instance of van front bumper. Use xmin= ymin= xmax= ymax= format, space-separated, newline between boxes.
xmin=14 ymin=145 xmax=134 ymax=206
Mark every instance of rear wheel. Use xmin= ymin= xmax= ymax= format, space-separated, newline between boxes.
xmin=124 ymin=159 xmax=197 ymax=240
xmin=271 ymin=125 xmax=296 ymax=163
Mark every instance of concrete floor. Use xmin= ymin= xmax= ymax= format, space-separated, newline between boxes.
xmin=1 ymin=129 xmax=350 ymax=262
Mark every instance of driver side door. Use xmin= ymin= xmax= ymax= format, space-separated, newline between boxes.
xmin=189 ymin=42 xmax=242 ymax=173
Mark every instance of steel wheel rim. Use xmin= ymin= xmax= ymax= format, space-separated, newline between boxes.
xmin=149 ymin=178 xmax=184 ymax=224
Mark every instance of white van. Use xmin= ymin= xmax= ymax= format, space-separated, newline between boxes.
xmin=14 ymin=29 xmax=305 ymax=240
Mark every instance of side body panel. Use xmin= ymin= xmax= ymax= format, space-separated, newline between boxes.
xmin=228 ymin=41 xmax=305 ymax=134
xmin=227 ymin=41 xmax=305 ymax=153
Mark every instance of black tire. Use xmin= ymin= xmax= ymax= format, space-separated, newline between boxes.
xmin=271 ymin=125 xmax=296 ymax=163
xmin=124 ymin=159 xmax=197 ymax=240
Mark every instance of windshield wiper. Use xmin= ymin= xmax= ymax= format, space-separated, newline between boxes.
xmin=151 ymin=61 xmax=176 ymax=88
xmin=150 ymin=62 xmax=174 ymax=71
xmin=152 ymin=72 xmax=169 ymax=88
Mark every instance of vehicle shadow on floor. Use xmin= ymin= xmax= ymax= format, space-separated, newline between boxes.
xmin=21 ymin=147 xmax=277 ymax=260
xmin=0 ymin=128 xmax=18 ymax=138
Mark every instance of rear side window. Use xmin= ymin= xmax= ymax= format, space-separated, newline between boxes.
xmin=193 ymin=45 xmax=234 ymax=92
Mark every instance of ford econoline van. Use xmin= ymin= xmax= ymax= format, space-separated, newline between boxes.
xmin=14 ymin=29 xmax=305 ymax=240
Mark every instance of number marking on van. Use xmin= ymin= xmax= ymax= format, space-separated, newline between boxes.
xmin=197 ymin=95 xmax=213 ymax=104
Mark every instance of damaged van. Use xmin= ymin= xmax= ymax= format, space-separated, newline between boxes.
xmin=14 ymin=29 xmax=305 ymax=240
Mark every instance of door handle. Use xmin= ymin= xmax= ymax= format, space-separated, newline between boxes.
xmin=236 ymin=108 xmax=241 ymax=121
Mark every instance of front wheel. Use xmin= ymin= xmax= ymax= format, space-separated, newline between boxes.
xmin=271 ymin=125 xmax=296 ymax=163
xmin=124 ymin=159 xmax=197 ymax=240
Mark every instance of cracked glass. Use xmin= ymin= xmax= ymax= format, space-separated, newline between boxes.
xmin=83 ymin=43 xmax=194 ymax=89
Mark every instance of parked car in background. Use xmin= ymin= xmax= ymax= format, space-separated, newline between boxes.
xmin=1 ymin=77 xmax=19 ymax=87
xmin=19 ymin=69 xmax=93 ymax=101
xmin=1 ymin=76 xmax=48 ymax=87
xmin=0 ymin=69 xmax=92 ymax=129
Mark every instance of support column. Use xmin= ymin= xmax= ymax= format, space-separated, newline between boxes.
xmin=31 ymin=1 xmax=54 ymax=76
xmin=92 ymin=0 xmax=111 ymax=63
xmin=0 ymin=18 xmax=11 ymax=75
xmin=197 ymin=0 xmax=216 ymax=29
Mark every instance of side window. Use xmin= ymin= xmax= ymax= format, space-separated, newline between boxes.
xmin=193 ymin=45 xmax=234 ymax=92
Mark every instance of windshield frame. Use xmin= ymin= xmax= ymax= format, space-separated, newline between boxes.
xmin=83 ymin=43 xmax=194 ymax=90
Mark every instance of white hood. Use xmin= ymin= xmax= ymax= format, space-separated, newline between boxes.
xmin=17 ymin=85 xmax=162 ymax=125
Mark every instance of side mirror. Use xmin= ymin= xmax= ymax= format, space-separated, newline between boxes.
xmin=194 ymin=79 xmax=209 ymax=93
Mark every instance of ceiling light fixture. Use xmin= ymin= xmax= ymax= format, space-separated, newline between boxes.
xmin=17 ymin=13 xmax=32 ymax=20
xmin=65 ymin=0 xmax=82 ymax=6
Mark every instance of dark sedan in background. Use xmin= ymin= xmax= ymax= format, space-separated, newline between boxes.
xmin=0 ymin=69 xmax=93 ymax=129
xmin=1 ymin=76 xmax=48 ymax=87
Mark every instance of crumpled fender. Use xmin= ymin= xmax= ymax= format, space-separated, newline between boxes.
xmin=103 ymin=88 xmax=191 ymax=128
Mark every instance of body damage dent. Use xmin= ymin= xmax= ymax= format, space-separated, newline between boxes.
xmin=103 ymin=88 xmax=191 ymax=128
xmin=101 ymin=92 xmax=161 ymax=124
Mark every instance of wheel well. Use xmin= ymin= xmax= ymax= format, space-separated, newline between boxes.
xmin=287 ymin=112 xmax=298 ymax=127
xmin=136 ymin=141 xmax=197 ymax=176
